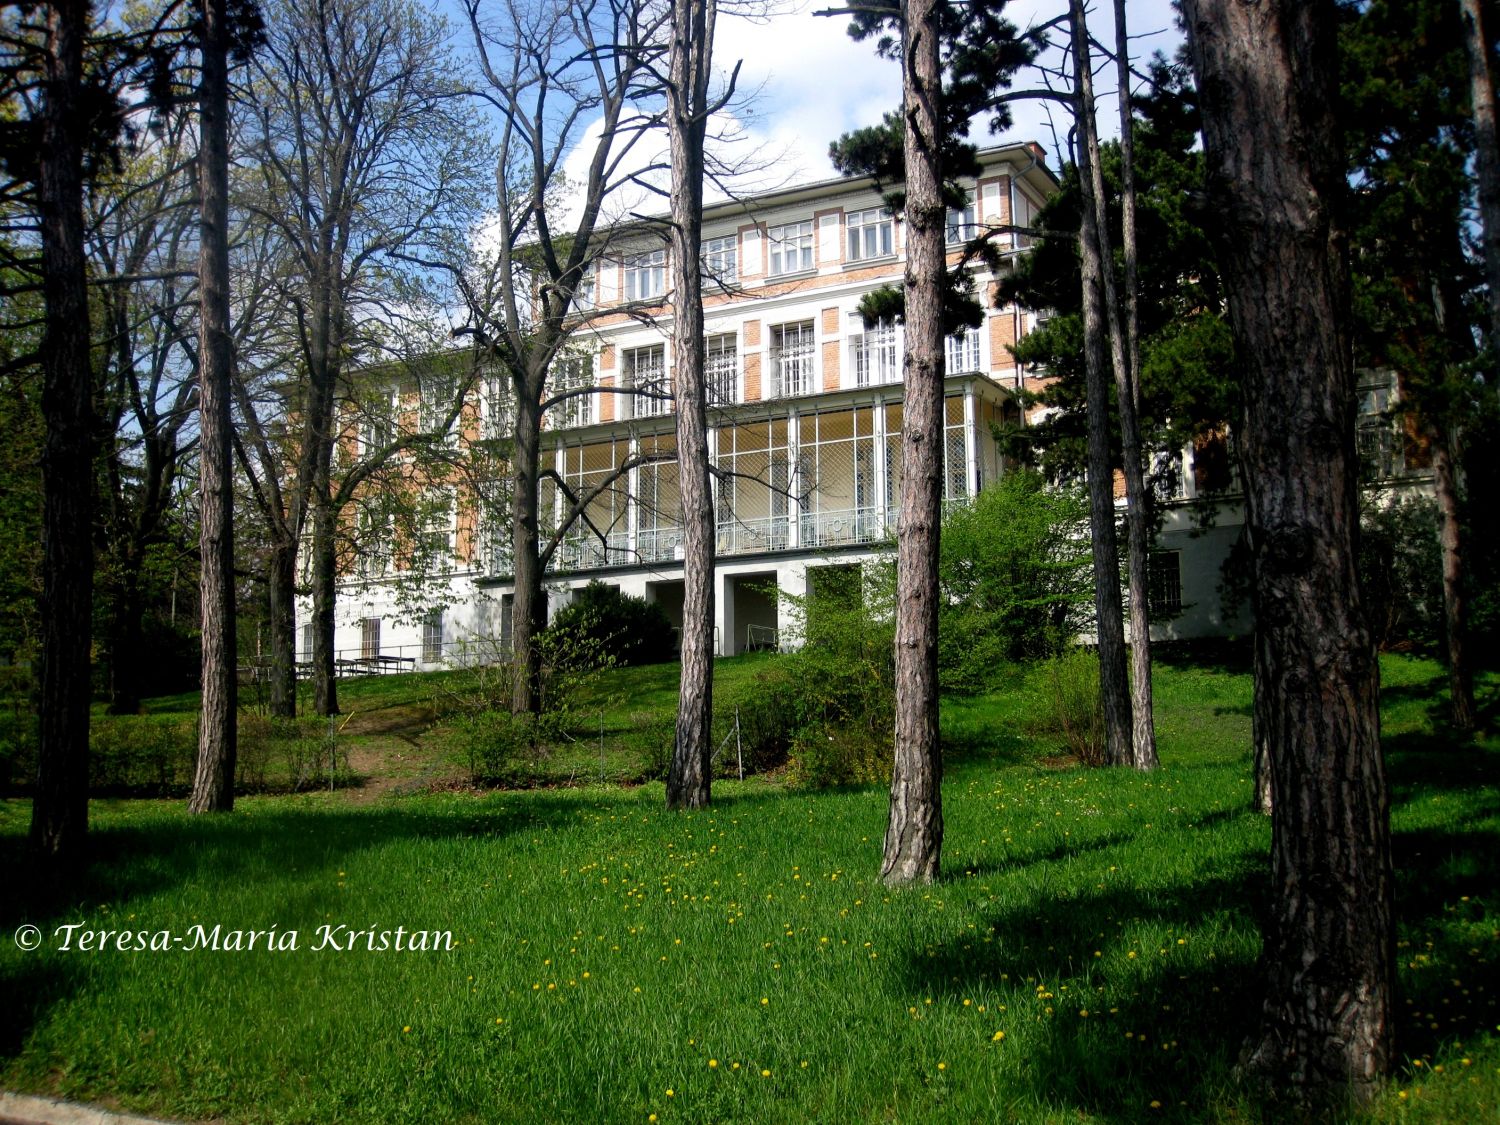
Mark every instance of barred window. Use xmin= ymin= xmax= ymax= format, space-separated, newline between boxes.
xmin=627 ymin=344 xmax=671 ymax=417
xmin=706 ymin=335 xmax=738 ymax=405
xmin=851 ymin=319 xmax=901 ymax=386
xmin=770 ymin=322 xmax=816 ymax=397
xmin=1148 ymin=551 xmax=1183 ymax=617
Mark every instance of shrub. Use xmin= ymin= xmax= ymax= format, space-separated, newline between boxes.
xmin=1359 ymin=493 xmax=1441 ymax=652
xmin=544 ymin=582 xmax=676 ymax=668
xmin=89 ymin=716 xmax=197 ymax=793
xmin=1027 ymin=648 xmax=1106 ymax=766
xmin=938 ymin=472 xmax=1094 ymax=690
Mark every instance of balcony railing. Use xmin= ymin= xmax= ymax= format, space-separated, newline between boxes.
xmin=800 ymin=506 xmax=884 ymax=547
xmin=717 ymin=515 xmax=791 ymax=555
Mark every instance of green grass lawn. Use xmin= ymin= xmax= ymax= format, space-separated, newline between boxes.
xmin=1 ymin=654 xmax=1497 ymax=1123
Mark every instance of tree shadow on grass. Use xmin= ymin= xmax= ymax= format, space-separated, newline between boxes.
xmin=889 ymin=805 xmax=1499 ymax=1123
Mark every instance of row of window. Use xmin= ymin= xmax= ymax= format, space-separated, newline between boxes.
xmin=542 ymin=322 xmax=985 ymax=427
xmin=606 ymin=203 xmax=986 ymax=302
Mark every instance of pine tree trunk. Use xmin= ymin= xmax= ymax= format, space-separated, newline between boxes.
xmin=1112 ymin=0 xmax=1158 ymax=770
xmin=1183 ymin=0 xmax=1393 ymax=1103
xmin=1070 ymin=0 xmax=1133 ymax=769
xmin=1431 ymin=430 xmax=1474 ymax=731
xmin=31 ymin=0 xmax=94 ymax=859
xmin=267 ymin=536 xmax=298 ymax=719
xmin=1461 ymin=0 xmax=1500 ymax=353
xmin=882 ymin=0 xmax=945 ymax=886
xmin=190 ymin=0 xmax=239 ymax=812
xmin=511 ymin=392 xmax=544 ymax=715
xmin=664 ymin=0 xmax=717 ymax=811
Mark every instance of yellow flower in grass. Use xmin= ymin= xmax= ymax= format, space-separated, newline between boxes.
xmin=992 ymin=1030 xmax=1006 ymax=1042
xmin=709 ymin=1059 xmax=718 ymax=1068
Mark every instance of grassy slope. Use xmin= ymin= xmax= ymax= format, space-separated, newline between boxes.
xmin=0 ymin=655 xmax=1495 ymax=1124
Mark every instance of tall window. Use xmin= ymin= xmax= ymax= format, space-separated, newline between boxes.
xmin=945 ymin=325 xmax=982 ymax=373
xmin=359 ymin=391 xmax=394 ymax=455
xmin=1148 ymin=552 xmax=1183 ymax=617
xmin=768 ymin=221 xmax=814 ymax=276
xmin=623 ymin=248 xmax=666 ymax=302
xmin=946 ymin=201 xmax=978 ymax=245
xmin=300 ymin=623 xmax=314 ymax=662
xmin=569 ymin=263 xmax=595 ymax=311
xmin=770 ymin=321 xmax=816 ymax=397
xmin=706 ymin=334 xmax=738 ymax=405
xmin=355 ymin=505 xmax=392 ymax=578
xmin=851 ymin=318 xmax=901 ymax=386
xmin=702 ymin=235 xmax=737 ymax=284
xmin=483 ymin=372 xmax=511 ymax=440
xmin=627 ymin=344 xmax=671 ymax=417
xmin=846 ymin=208 xmax=894 ymax=261
xmin=421 ymin=492 xmax=456 ymax=562
xmin=422 ymin=609 xmax=444 ymax=663
xmin=419 ymin=373 xmax=458 ymax=447
xmin=360 ymin=617 xmax=381 ymax=660
xmin=549 ymin=352 xmax=592 ymax=428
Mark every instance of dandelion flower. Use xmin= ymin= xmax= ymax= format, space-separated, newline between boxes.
xmin=709 ymin=1059 xmax=717 ymax=1068
xmin=992 ymin=1031 xmax=1006 ymax=1042
xmin=761 ymin=1069 xmax=771 ymax=1077
xmin=402 ymin=1026 xmax=411 ymax=1033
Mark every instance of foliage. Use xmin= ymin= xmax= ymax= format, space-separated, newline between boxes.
xmin=1360 ymin=494 xmax=1443 ymax=653
xmin=776 ymin=569 xmax=896 ymax=787
xmin=542 ymin=581 xmax=677 ymax=669
xmin=1028 ymin=648 xmax=1106 ymax=767
xmin=829 ymin=0 xmax=1044 ymax=330
xmin=938 ymin=473 xmax=1094 ymax=690
xmin=999 ymin=58 xmax=1238 ymax=489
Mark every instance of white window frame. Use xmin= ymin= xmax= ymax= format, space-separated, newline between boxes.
xmin=945 ymin=325 xmax=982 ymax=374
xmin=623 ymin=248 xmax=666 ymax=302
xmin=770 ymin=321 xmax=816 ymax=398
xmin=627 ymin=344 xmax=671 ymax=417
xmin=419 ymin=373 xmax=458 ymax=447
xmin=702 ymin=235 xmax=737 ymax=285
xmin=768 ymin=221 xmax=814 ymax=276
xmin=422 ymin=609 xmax=444 ymax=664
xmin=851 ymin=318 xmax=902 ymax=387
xmin=946 ymin=201 xmax=979 ymax=245
xmin=549 ymin=352 xmax=593 ymax=429
xmin=420 ymin=490 xmax=457 ymax=563
xmin=846 ymin=208 xmax=895 ymax=262
xmin=706 ymin=334 xmax=738 ymax=405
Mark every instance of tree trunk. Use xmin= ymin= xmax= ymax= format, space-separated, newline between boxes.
xmin=1070 ymin=0 xmax=1133 ymax=769
xmin=106 ymin=565 xmax=146 ymax=715
xmin=511 ymin=391 xmax=545 ymax=715
xmin=31 ymin=0 xmax=94 ymax=859
xmin=1461 ymin=0 xmax=1500 ymax=353
xmin=882 ymin=0 xmax=945 ymax=886
xmin=1251 ymin=629 xmax=1274 ymax=815
xmin=190 ymin=0 xmax=239 ymax=812
xmin=311 ymin=484 xmax=339 ymax=717
xmin=1112 ymin=0 xmax=1158 ymax=770
xmin=1431 ymin=428 xmax=1474 ymax=731
xmin=267 ymin=536 xmax=298 ymax=719
xmin=665 ymin=0 xmax=717 ymax=811
xmin=1183 ymin=0 xmax=1393 ymax=1104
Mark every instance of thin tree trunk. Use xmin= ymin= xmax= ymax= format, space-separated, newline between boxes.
xmin=1069 ymin=0 xmax=1132 ymax=769
xmin=267 ymin=536 xmax=298 ymax=718
xmin=665 ymin=0 xmax=717 ymax=810
xmin=1112 ymin=0 xmax=1158 ymax=770
xmin=1461 ymin=0 xmax=1500 ymax=353
xmin=1183 ymin=0 xmax=1393 ymax=1104
xmin=882 ymin=0 xmax=945 ymax=886
xmin=1251 ymin=628 xmax=1274 ymax=815
xmin=191 ymin=0 xmax=239 ymax=811
xmin=510 ymin=392 xmax=544 ymax=715
xmin=310 ymin=484 xmax=339 ymax=717
xmin=31 ymin=0 xmax=94 ymax=859
xmin=106 ymin=566 xmax=146 ymax=715
xmin=1431 ymin=428 xmax=1474 ymax=731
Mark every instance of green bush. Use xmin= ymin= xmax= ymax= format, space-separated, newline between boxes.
xmin=938 ymin=472 xmax=1094 ymax=690
xmin=544 ymin=582 xmax=676 ymax=668
xmin=1359 ymin=493 xmax=1441 ymax=652
xmin=1026 ymin=648 xmax=1106 ymax=766
xmin=450 ymin=708 xmax=554 ymax=784
xmin=89 ymin=716 xmax=197 ymax=793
